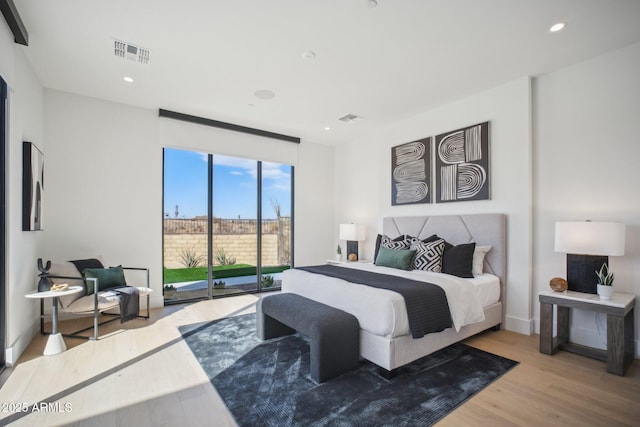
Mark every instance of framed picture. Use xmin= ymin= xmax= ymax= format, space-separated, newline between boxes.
xmin=391 ymin=137 xmax=431 ymax=205
xmin=435 ymin=122 xmax=489 ymax=203
xmin=22 ymin=141 xmax=44 ymax=231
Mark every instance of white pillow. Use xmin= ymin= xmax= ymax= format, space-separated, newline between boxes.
xmin=472 ymin=245 xmax=492 ymax=276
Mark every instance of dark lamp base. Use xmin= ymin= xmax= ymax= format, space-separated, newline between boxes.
xmin=346 ymin=241 xmax=359 ymax=261
xmin=566 ymin=254 xmax=608 ymax=294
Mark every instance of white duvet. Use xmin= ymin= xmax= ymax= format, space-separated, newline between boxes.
xmin=282 ymin=262 xmax=497 ymax=339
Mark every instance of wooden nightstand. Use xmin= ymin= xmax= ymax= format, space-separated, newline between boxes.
xmin=539 ymin=290 xmax=635 ymax=376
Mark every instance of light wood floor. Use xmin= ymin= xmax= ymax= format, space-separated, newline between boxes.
xmin=0 ymin=294 xmax=638 ymax=426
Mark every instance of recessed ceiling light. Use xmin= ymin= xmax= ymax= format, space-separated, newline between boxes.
xmin=549 ymin=22 xmax=566 ymax=32
xmin=324 ymin=126 xmax=331 ymax=131
xmin=367 ymin=0 xmax=378 ymax=8
xmin=254 ymin=89 xmax=276 ymax=100
xmin=123 ymin=76 xmax=134 ymax=83
xmin=302 ymin=51 xmax=316 ymax=60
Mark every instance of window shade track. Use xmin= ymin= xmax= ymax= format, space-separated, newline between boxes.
xmin=158 ymin=109 xmax=300 ymax=144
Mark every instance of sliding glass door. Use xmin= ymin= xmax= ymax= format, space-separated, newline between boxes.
xmin=163 ymin=148 xmax=293 ymax=302
xmin=162 ymin=148 xmax=209 ymax=301
xmin=260 ymin=161 xmax=293 ymax=289
xmin=211 ymin=154 xmax=259 ymax=295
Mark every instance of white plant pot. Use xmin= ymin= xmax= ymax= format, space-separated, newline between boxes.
xmin=336 ymin=254 xmax=342 ymax=261
xmin=597 ymin=284 xmax=614 ymax=300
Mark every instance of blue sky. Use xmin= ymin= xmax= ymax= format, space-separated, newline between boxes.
xmin=163 ymin=148 xmax=292 ymax=219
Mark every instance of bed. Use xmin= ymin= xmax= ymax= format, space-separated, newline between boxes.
xmin=281 ymin=213 xmax=506 ymax=371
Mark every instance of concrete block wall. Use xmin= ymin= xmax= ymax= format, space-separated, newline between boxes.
xmin=164 ymin=234 xmax=282 ymax=268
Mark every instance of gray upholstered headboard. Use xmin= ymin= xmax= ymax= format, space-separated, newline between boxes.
xmin=382 ymin=214 xmax=507 ymax=295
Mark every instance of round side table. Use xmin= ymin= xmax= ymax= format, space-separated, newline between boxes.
xmin=25 ymin=286 xmax=84 ymax=355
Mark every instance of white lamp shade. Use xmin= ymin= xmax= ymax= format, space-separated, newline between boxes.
xmin=339 ymin=223 xmax=366 ymax=241
xmin=554 ymin=221 xmax=625 ymax=256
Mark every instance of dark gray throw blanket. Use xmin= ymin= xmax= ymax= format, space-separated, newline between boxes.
xmin=296 ymin=265 xmax=452 ymax=338
xmin=70 ymin=259 xmax=138 ymax=323
xmin=113 ymin=286 xmax=140 ymax=323
xmin=70 ymin=258 xmax=104 ymax=273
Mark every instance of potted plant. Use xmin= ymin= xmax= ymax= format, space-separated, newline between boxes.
xmin=261 ymin=274 xmax=274 ymax=288
xmin=336 ymin=244 xmax=343 ymax=261
xmin=163 ymin=284 xmax=177 ymax=299
xmin=595 ymin=263 xmax=614 ymax=300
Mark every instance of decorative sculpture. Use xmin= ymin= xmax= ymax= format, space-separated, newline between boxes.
xmin=549 ymin=277 xmax=568 ymax=292
xmin=37 ymin=258 xmax=52 ymax=292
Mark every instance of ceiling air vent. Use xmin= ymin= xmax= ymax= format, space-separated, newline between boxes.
xmin=114 ymin=39 xmax=151 ymax=64
xmin=338 ymin=113 xmax=363 ymax=124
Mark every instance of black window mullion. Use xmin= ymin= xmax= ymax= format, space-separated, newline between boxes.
xmin=207 ymin=154 xmax=214 ymax=299
xmin=256 ymin=161 xmax=262 ymax=291
xmin=290 ymin=166 xmax=295 ymax=269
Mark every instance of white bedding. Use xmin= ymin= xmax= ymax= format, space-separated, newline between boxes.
xmin=282 ymin=262 xmax=499 ymax=339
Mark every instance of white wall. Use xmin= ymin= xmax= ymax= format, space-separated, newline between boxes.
xmin=533 ymin=42 xmax=640 ymax=356
xmin=335 ymin=77 xmax=533 ymax=334
xmin=0 ymin=17 xmax=13 ymax=80
xmin=43 ymin=90 xmax=163 ymax=306
xmin=295 ymin=140 xmax=335 ymax=265
xmin=1 ymin=22 xmax=46 ymax=364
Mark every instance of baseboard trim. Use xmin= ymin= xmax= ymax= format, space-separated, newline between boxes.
xmin=5 ymin=322 xmax=39 ymax=366
xmin=504 ymin=315 xmax=534 ymax=335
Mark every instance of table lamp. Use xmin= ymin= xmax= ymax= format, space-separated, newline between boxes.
xmin=554 ymin=221 xmax=625 ymax=294
xmin=339 ymin=223 xmax=366 ymax=261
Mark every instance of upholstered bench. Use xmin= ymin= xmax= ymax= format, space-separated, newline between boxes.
xmin=256 ymin=293 xmax=360 ymax=383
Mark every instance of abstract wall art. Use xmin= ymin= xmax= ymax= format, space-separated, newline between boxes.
xmin=22 ymin=141 xmax=44 ymax=231
xmin=391 ymin=137 xmax=431 ymax=205
xmin=435 ymin=122 xmax=489 ymax=203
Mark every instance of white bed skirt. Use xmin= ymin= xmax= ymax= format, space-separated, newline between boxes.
xmin=361 ymin=302 xmax=502 ymax=371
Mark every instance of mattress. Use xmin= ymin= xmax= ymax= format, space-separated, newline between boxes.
xmin=282 ymin=262 xmax=499 ymax=339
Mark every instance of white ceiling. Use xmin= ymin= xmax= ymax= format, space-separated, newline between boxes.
xmin=14 ymin=0 xmax=640 ymax=145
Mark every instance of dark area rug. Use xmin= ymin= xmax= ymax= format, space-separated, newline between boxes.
xmin=180 ymin=313 xmax=517 ymax=427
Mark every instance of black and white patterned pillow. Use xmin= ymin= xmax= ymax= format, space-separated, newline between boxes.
xmin=408 ymin=234 xmax=439 ymax=246
xmin=411 ymin=238 xmax=445 ymax=272
xmin=381 ymin=235 xmax=410 ymax=251
xmin=374 ymin=234 xmax=409 ymax=261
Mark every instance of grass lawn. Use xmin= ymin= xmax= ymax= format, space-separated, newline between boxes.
xmin=163 ymin=264 xmax=290 ymax=284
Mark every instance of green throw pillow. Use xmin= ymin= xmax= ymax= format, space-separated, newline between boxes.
xmin=83 ymin=265 xmax=127 ymax=294
xmin=374 ymin=246 xmax=416 ymax=270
